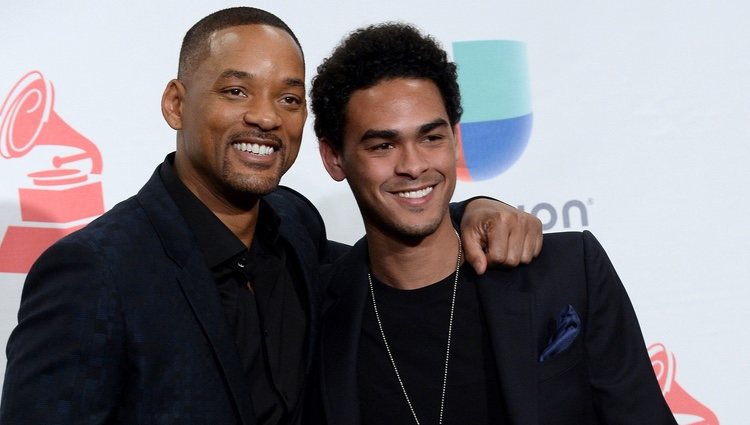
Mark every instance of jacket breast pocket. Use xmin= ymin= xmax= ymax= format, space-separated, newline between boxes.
xmin=538 ymin=336 xmax=583 ymax=382
xmin=537 ymin=339 xmax=594 ymax=421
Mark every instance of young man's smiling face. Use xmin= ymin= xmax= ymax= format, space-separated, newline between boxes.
xmin=321 ymin=77 xmax=458 ymax=240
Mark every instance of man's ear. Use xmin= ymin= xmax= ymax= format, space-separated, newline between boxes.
xmin=318 ymin=138 xmax=347 ymax=182
xmin=161 ymin=79 xmax=185 ymax=130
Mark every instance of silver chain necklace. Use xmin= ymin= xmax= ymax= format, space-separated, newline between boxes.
xmin=367 ymin=229 xmax=462 ymax=425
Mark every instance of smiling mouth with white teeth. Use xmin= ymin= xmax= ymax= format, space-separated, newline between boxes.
xmin=232 ymin=142 xmax=276 ymax=156
xmin=397 ymin=186 xmax=434 ymax=199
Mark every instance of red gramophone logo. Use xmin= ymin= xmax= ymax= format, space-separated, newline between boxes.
xmin=649 ymin=342 xmax=719 ymax=424
xmin=0 ymin=71 xmax=104 ymax=274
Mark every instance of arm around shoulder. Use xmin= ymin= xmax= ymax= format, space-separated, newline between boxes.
xmin=450 ymin=196 xmax=543 ymax=273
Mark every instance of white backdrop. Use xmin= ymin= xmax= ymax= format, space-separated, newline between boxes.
xmin=1 ymin=1 xmax=747 ymax=422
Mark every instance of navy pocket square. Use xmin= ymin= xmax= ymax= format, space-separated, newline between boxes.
xmin=539 ymin=304 xmax=580 ymax=362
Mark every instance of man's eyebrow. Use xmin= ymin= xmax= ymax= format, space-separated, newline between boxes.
xmin=284 ymin=78 xmax=305 ymax=88
xmin=359 ymin=118 xmax=450 ymax=143
xmin=218 ymin=70 xmax=305 ymax=89
xmin=219 ymin=69 xmax=253 ymax=80
xmin=418 ymin=118 xmax=450 ymax=136
xmin=360 ymin=128 xmax=399 ymax=143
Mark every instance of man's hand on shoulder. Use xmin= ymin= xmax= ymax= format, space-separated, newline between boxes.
xmin=460 ymin=198 xmax=543 ymax=274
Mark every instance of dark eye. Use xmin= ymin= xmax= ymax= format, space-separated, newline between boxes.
xmin=425 ymin=134 xmax=443 ymax=142
xmin=371 ymin=143 xmax=394 ymax=151
xmin=225 ymin=88 xmax=247 ymax=97
xmin=281 ymin=96 xmax=301 ymax=105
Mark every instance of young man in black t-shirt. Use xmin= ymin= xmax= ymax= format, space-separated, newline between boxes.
xmin=310 ymin=23 xmax=676 ymax=424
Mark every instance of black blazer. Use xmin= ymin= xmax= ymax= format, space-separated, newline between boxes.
xmin=0 ymin=163 xmax=346 ymax=425
xmin=318 ymin=231 xmax=676 ymax=425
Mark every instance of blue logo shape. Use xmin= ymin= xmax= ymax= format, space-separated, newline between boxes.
xmin=453 ymin=40 xmax=532 ymax=181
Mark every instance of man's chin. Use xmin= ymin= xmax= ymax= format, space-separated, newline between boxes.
xmin=383 ymin=220 xmax=443 ymax=244
xmin=225 ymin=174 xmax=282 ymax=198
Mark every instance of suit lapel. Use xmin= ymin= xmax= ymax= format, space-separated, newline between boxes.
xmin=271 ymin=198 xmax=323 ymax=373
xmin=319 ymin=240 xmax=370 ymax=425
xmin=176 ymin=252 xmax=257 ymax=424
xmin=318 ymin=239 xmax=541 ymax=425
xmin=476 ymin=270 xmax=539 ymax=425
xmin=136 ymin=168 xmax=256 ymax=425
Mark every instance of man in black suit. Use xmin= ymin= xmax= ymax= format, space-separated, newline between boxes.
xmin=312 ymin=23 xmax=676 ymax=424
xmin=0 ymin=8 xmax=542 ymax=425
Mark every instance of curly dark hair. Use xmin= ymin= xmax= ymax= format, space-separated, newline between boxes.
xmin=178 ymin=7 xmax=303 ymax=79
xmin=311 ymin=22 xmax=462 ymax=151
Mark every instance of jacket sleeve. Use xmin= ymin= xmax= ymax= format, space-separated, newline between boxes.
xmin=582 ymin=231 xmax=676 ymax=424
xmin=0 ymin=238 xmax=125 ymax=425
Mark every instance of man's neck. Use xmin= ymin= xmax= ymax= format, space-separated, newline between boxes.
xmin=176 ymin=175 xmax=261 ymax=248
xmin=210 ymin=200 xmax=260 ymax=248
xmin=366 ymin=218 xmax=462 ymax=290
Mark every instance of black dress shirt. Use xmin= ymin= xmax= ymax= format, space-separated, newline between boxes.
xmin=160 ymin=155 xmax=308 ymax=425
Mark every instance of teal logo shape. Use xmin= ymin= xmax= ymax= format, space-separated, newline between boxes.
xmin=453 ymin=40 xmax=532 ymax=181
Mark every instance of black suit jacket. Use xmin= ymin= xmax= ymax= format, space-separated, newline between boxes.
xmin=318 ymin=231 xmax=676 ymax=425
xmin=0 ymin=164 xmax=347 ymax=425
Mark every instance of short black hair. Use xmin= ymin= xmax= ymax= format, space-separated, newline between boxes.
xmin=311 ymin=22 xmax=462 ymax=151
xmin=178 ymin=7 xmax=303 ymax=79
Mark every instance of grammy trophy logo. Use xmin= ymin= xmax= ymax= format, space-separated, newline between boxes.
xmin=0 ymin=71 xmax=104 ymax=273
xmin=649 ymin=343 xmax=719 ymax=424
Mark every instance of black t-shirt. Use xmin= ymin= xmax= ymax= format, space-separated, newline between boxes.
xmin=358 ymin=265 xmax=506 ymax=424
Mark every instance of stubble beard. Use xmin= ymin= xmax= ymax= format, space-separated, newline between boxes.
xmin=362 ymin=203 xmax=445 ymax=245
xmin=220 ymin=155 xmax=286 ymax=198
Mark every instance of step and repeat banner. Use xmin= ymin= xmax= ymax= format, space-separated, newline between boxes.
xmin=1 ymin=1 xmax=747 ymax=422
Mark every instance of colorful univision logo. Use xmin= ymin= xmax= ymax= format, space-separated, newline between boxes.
xmin=453 ymin=40 xmax=532 ymax=181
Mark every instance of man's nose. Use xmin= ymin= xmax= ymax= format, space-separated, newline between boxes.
xmin=243 ymin=98 xmax=282 ymax=131
xmin=395 ymin=144 xmax=429 ymax=178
